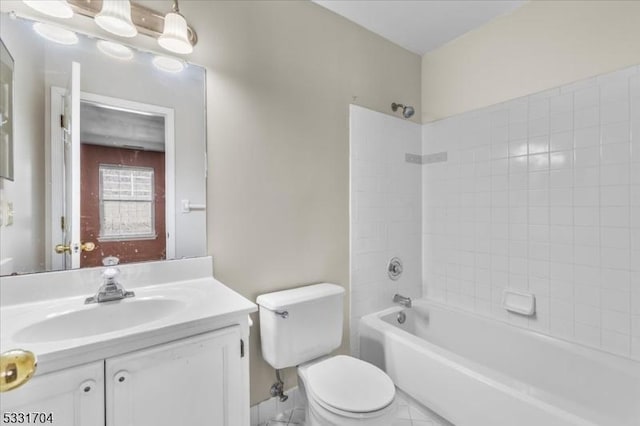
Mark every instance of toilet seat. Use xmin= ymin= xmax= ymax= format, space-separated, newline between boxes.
xmin=303 ymin=355 xmax=395 ymax=415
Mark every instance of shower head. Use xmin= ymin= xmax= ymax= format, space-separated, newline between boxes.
xmin=391 ymin=102 xmax=415 ymax=119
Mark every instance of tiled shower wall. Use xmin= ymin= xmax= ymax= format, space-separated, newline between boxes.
xmin=422 ymin=65 xmax=640 ymax=359
xmin=350 ymin=105 xmax=422 ymax=356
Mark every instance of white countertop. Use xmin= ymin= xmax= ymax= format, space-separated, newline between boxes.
xmin=0 ymin=257 xmax=257 ymax=375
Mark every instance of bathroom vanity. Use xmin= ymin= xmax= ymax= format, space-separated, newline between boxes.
xmin=0 ymin=257 xmax=257 ymax=426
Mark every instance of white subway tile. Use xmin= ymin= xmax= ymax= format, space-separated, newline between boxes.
xmin=529 ymin=153 xmax=550 ymax=171
xmin=601 ymin=247 xmax=630 ymax=270
xmin=601 ymin=142 xmax=631 ymax=165
xmin=574 ymin=265 xmax=601 ymax=286
xmin=574 ymin=206 xmax=599 ymax=227
xmin=574 ymin=284 xmax=600 ymax=307
xmin=602 ymin=330 xmax=631 ymax=356
xmin=574 ymin=245 xmax=599 ymax=266
xmin=601 ymin=100 xmax=630 ymax=125
xmin=575 ymin=303 xmax=601 ymax=326
xmin=549 ymin=188 xmax=573 ymax=206
xmin=550 ymin=151 xmax=573 ymax=170
xmin=550 ymin=130 xmax=574 ymax=152
xmin=602 ymin=310 xmax=630 ymax=334
xmin=509 ymin=121 xmax=528 ymax=141
xmin=550 ymin=93 xmax=573 ymax=115
xmin=572 ymin=85 xmax=598 ymax=108
xmin=529 ymin=117 xmax=550 ymax=137
xmin=600 ymin=163 xmax=630 ymax=186
xmin=574 ymin=226 xmax=599 ymax=246
xmin=601 ymin=227 xmax=630 ymax=249
xmin=601 ymin=121 xmax=630 ymax=145
xmin=602 ymin=289 xmax=630 ymax=313
xmin=600 ymin=79 xmax=630 ymax=103
xmin=574 ymin=126 xmax=600 ymax=148
xmin=574 ymin=167 xmax=599 ymax=187
xmin=574 ymin=106 xmax=599 ymax=129
xmin=529 ymin=136 xmax=550 ymax=154
xmin=574 ymin=146 xmax=600 ymax=168
xmin=601 ymin=185 xmax=630 ymax=206
xmin=575 ymin=323 xmax=601 ymax=347
xmin=601 ymin=206 xmax=630 ymax=227
xmin=573 ymin=187 xmax=599 ymax=206
xmin=417 ymin=66 xmax=636 ymax=361
xmin=549 ymin=225 xmax=573 ymax=244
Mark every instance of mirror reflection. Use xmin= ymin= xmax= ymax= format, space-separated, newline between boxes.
xmin=0 ymin=14 xmax=207 ymax=276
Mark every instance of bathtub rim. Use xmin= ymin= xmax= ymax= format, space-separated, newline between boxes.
xmin=359 ymin=298 xmax=640 ymax=426
xmin=361 ymin=298 xmax=640 ymax=377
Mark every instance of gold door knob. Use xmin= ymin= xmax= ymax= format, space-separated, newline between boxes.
xmin=55 ymin=242 xmax=95 ymax=254
xmin=81 ymin=242 xmax=96 ymax=252
xmin=54 ymin=244 xmax=71 ymax=254
xmin=0 ymin=350 xmax=37 ymax=392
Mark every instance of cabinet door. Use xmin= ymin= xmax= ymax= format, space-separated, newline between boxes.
xmin=106 ymin=326 xmax=244 ymax=426
xmin=0 ymin=361 xmax=104 ymax=426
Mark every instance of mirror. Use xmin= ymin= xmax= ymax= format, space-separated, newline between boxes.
xmin=0 ymin=14 xmax=207 ymax=276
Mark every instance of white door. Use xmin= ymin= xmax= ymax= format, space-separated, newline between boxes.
xmin=0 ymin=361 xmax=104 ymax=426
xmin=62 ymin=61 xmax=81 ymax=269
xmin=106 ymin=326 xmax=244 ymax=426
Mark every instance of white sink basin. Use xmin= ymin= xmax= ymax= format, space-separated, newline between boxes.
xmin=16 ymin=298 xmax=185 ymax=343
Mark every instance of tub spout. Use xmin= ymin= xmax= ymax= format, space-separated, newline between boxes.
xmin=393 ymin=294 xmax=412 ymax=308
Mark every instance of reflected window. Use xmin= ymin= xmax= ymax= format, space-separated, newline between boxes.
xmin=99 ymin=165 xmax=155 ymax=240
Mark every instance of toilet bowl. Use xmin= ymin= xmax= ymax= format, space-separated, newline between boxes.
xmin=298 ymin=355 xmax=397 ymax=426
xmin=256 ymin=283 xmax=397 ymax=425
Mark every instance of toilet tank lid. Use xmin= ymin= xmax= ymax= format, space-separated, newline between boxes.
xmin=256 ymin=283 xmax=344 ymax=311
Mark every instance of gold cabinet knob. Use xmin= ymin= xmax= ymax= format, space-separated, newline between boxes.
xmin=0 ymin=350 xmax=37 ymax=392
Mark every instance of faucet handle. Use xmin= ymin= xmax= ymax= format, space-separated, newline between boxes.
xmin=102 ymin=256 xmax=120 ymax=266
xmin=103 ymin=267 xmax=119 ymax=281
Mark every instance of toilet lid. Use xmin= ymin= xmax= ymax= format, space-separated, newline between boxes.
xmin=305 ymin=355 xmax=395 ymax=413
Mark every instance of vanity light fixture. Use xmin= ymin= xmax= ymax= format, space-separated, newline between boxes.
xmin=152 ymin=55 xmax=185 ymax=73
xmin=23 ymin=0 xmax=73 ymax=19
xmin=158 ymin=0 xmax=193 ymax=54
xmin=33 ymin=22 xmax=79 ymax=45
xmin=95 ymin=0 xmax=138 ymax=38
xmin=21 ymin=1 xmax=198 ymax=53
xmin=96 ymin=40 xmax=134 ymax=60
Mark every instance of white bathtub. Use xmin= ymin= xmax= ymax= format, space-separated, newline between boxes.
xmin=359 ymin=299 xmax=640 ymax=426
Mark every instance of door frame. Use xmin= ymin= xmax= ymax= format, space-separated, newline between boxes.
xmin=48 ymin=89 xmax=176 ymax=269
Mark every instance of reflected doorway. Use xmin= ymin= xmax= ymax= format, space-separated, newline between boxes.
xmin=49 ymin=89 xmax=176 ymax=270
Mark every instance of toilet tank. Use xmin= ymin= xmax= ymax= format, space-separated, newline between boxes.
xmin=256 ymin=283 xmax=344 ymax=369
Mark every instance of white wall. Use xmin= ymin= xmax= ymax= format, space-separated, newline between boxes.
xmin=422 ymin=1 xmax=640 ymax=122
xmin=422 ymin=65 xmax=640 ymax=359
xmin=350 ymin=104 xmax=422 ymax=356
xmin=186 ymin=1 xmax=421 ymax=404
xmin=0 ymin=17 xmax=45 ymax=275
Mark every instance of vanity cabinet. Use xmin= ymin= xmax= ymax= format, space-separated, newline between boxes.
xmin=1 ymin=326 xmax=246 ymax=426
xmin=0 ymin=361 xmax=104 ymax=426
xmin=106 ymin=326 xmax=244 ymax=426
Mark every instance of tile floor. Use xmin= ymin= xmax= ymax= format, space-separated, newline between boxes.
xmin=259 ymin=388 xmax=453 ymax=426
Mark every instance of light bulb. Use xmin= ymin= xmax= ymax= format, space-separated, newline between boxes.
xmin=158 ymin=11 xmax=192 ymax=54
xmin=95 ymin=0 xmax=137 ymax=38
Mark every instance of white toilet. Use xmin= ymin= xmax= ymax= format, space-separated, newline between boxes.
xmin=257 ymin=283 xmax=397 ymax=426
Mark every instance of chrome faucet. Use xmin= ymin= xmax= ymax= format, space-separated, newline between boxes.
xmin=393 ymin=293 xmax=412 ymax=308
xmin=85 ymin=256 xmax=135 ymax=304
